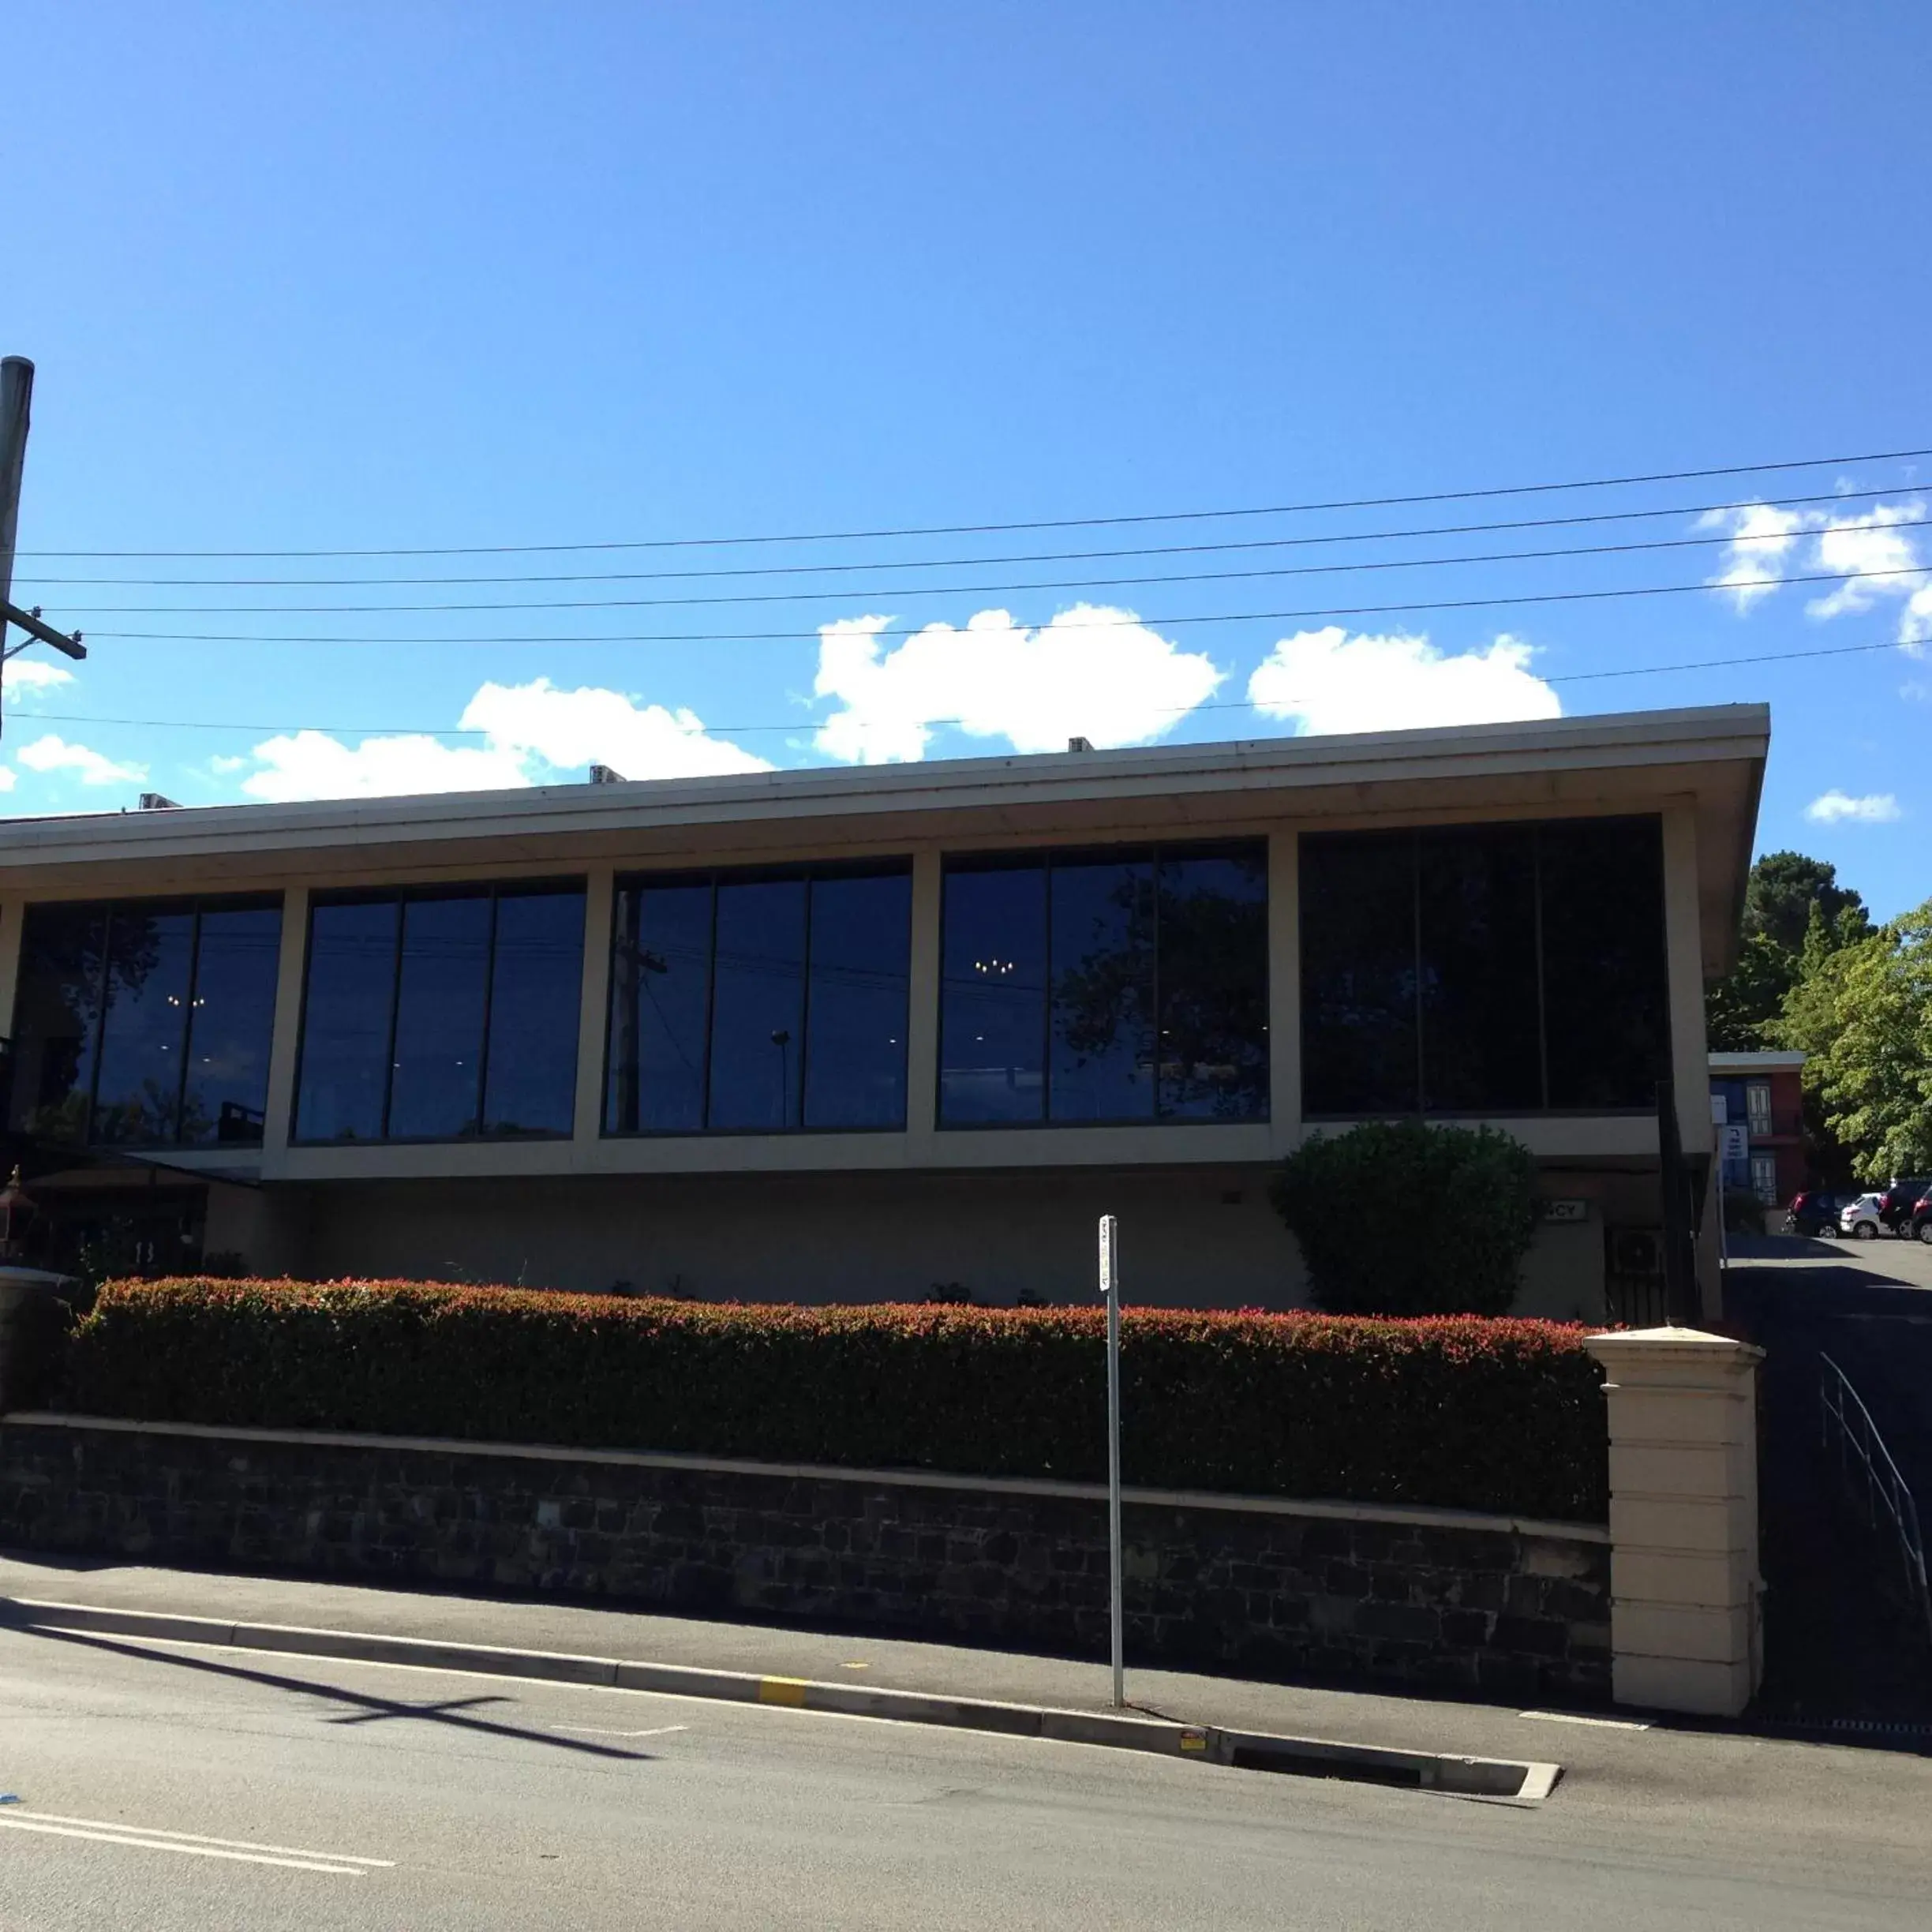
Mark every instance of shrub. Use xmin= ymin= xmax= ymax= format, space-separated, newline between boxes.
xmin=1270 ymin=1120 xmax=1541 ymax=1316
xmin=60 ymin=1277 xmax=1608 ymax=1520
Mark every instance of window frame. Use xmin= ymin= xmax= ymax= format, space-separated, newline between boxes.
xmin=8 ymin=891 xmax=284 ymax=1151
xmin=936 ymin=837 xmax=1271 ymax=1132
xmin=600 ymin=858 xmax=914 ymax=1139
xmin=1297 ymin=814 xmax=1672 ymax=1122
xmin=290 ymin=877 xmax=586 ymax=1148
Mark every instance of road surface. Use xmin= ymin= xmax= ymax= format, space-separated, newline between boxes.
xmin=3 ymin=1623 xmax=1929 ymax=1930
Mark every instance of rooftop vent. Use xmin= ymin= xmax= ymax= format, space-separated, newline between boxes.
xmin=137 ymin=792 xmax=181 ymax=811
xmin=588 ymin=763 xmax=627 ymax=785
xmin=1067 ymin=736 xmax=1094 ymax=752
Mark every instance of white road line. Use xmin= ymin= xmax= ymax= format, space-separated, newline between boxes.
xmin=1518 ymin=1709 xmax=1652 ymax=1732
xmin=0 ymin=1814 xmax=371 ymax=1875
xmin=12 ymin=1810 xmax=395 ymax=1865
xmin=555 ymin=1723 xmax=690 ymax=1739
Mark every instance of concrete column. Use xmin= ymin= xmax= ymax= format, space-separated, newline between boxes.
xmin=1660 ymin=804 xmax=1720 ymax=1320
xmin=903 ymin=848 xmax=943 ymax=1159
xmin=1583 ymin=1327 xmax=1764 ymax=1717
xmin=1265 ymin=829 xmax=1300 ymax=1158
xmin=572 ymin=866 xmax=616 ymax=1147
xmin=259 ymin=886 xmax=309 ymax=1170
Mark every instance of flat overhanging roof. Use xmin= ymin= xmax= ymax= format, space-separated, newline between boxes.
xmin=0 ymin=702 xmax=1769 ymax=975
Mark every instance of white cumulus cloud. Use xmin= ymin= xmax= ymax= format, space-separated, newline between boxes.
xmin=1701 ymin=500 xmax=1807 ymax=608
xmin=14 ymin=734 xmax=147 ymax=786
xmin=0 ymin=767 xmax=16 ymax=792
xmin=1 ymin=658 xmax=76 ymax=698
xmin=1805 ymin=501 xmax=1929 ymax=620
xmin=1245 ymin=627 xmax=1561 ymax=735
xmin=1805 ymin=790 xmax=1902 ymax=825
xmin=233 ymin=678 xmax=768 ymax=803
xmin=812 ymin=605 xmax=1222 ymax=763
xmin=458 ymin=678 xmax=771 ymax=781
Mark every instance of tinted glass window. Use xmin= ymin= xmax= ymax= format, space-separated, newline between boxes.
xmin=296 ymin=900 xmax=399 ymax=1142
xmin=9 ymin=896 xmax=282 ymax=1149
xmin=803 ymin=871 xmax=911 ymax=1129
xmin=180 ymin=904 xmax=283 ymax=1146
xmin=707 ymin=878 xmax=808 ymax=1132
xmin=942 ymin=841 xmax=1270 ymax=1127
xmin=7 ymin=902 xmax=107 ymax=1144
xmin=91 ymin=904 xmax=196 ymax=1145
xmin=297 ymin=882 xmax=585 ymax=1144
xmin=1301 ymin=832 xmax=1420 ymax=1115
xmin=387 ymin=895 xmax=491 ymax=1140
xmin=1417 ymin=826 xmax=1541 ymax=1113
xmin=608 ymin=880 xmax=712 ymax=1133
xmin=1298 ymin=815 xmax=1670 ymax=1116
xmin=1540 ymin=818 xmax=1670 ymax=1107
xmin=483 ymin=888 xmax=585 ymax=1136
xmin=1050 ymin=853 xmax=1155 ymax=1122
xmin=940 ymin=861 xmax=1047 ymax=1125
xmin=1158 ymin=848 xmax=1269 ymax=1119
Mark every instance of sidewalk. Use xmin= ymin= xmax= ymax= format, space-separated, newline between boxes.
xmin=3 ymin=1549 xmax=1927 ymax=1794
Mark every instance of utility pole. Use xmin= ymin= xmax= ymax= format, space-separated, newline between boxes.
xmin=0 ymin=356 xmax=88 ymax=740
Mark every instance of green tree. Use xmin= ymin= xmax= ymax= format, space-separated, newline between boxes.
xmin=1777 ymin=903 xmax=1932 ymax=1182
xmin=1743 ymin=851 xmax=1872 ymax=955
xmin=1705 ymin=930 xmax=1799 ymax=1050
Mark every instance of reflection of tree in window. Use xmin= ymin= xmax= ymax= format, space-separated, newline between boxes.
xmin=1155 ymin=852 xmax=1268 ymax=1118
xmin=8 ymin=897 xmax=283 ymax=1149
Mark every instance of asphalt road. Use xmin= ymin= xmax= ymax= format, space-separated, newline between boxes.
xmin=3 ymin=1627 xmax=1929 ymax=1930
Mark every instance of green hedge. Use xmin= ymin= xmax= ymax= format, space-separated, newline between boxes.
xmin=61 ymin=1279 xmax=1609 ymax=1521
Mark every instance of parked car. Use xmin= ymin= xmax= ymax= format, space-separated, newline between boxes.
xmin=1878 ymin=1178 xmax=1932 ymax=1234
xmin=1839 ymin=1193 xmax=1885 ymax=1240
xmin=1786 ymin=1190 xmax=1844 ymax=1237
xmin=1911 ymin=1193 xmax=1932 ymax=1245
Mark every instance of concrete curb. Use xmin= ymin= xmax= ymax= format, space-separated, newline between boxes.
xmin=0 ymin=1595 xmax=1559 ymax=1805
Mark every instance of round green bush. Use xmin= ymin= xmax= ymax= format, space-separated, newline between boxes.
xmin=1269 ymin=1120 xmax=1541 ymax=1316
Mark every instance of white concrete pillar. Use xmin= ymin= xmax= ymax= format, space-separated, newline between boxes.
xmin=259 ymin=885 xmax=309 ymax=1170
xmin=1584 ymin=1327 xmax=1764 ymax=1717
xmin=572 ymin=865 xmax=616 ymax=1147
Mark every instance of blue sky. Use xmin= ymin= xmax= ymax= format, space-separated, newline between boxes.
xmin=2 ymin=3 xmax=1928 ymax=915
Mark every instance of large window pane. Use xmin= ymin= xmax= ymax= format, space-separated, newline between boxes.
xmin=1301 ymin=832 xmax=1420 ymax=1115
xmin=387 ymin=895 xmax=491 ymax=1140
xmin=940 ymin=862 xmax=1047 ymax=1125
xmin=296 ymin=900 xmax=399 ymax=1142
xmin=483 ymin=888 xmax=585 ymax=1136
xmin=1417 ymin=826 xmax=1541 ymax=1112
xmin=1050 ymin=854 xmax=1155 ymax=1122
xmin=1158 ymin=848 xmax=1269 ymax=1119
xmin=7 ymin=903 xmax=107 ymax=1144
xmin=91 ymin=904 xmax=196 ymax=1145
xmin=608 ymin=880 xmax=713 ymax=1133
xmin=803 ymin=871 xmax=911 ymax=1129
xmin=707 ymin=878 xmax=807 ymax=1131
xmin=1540 ymin=818 xmax=1670 ymax=1107
xmin=179 ymin=904 xmax=282 ymax=1146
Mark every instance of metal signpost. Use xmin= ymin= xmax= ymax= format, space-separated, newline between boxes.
xmin=1098 ymin=1213 xmax=1124 ymax=1709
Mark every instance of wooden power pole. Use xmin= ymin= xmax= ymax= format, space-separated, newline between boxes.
xmin=0 ymin=355 xmax=88 ymax=740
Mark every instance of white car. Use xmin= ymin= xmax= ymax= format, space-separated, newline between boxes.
xmin=1839 ymin=1193 xmax=1885 ymax=1240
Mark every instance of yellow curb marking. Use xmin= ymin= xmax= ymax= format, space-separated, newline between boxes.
xmin=758 ymin=1676 xmax=810 ymax=1706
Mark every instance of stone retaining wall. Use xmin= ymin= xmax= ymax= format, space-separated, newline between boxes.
xmin=0 ymin=1415 xmax=1611 ymax=1703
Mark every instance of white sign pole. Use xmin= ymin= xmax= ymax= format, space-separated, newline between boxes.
xmin=1098 ymin=1213 xmax=1124 ymax=1709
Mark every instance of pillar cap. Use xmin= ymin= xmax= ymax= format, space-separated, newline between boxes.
xmin=1583 ymin=1327 xmax=1764 ymax=1368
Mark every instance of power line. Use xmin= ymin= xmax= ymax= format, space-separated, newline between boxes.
xmin=40 ymin=518 xmax=1926 ymax=618
xmin=14 ymin=444 xmax=1931 ymax=560
xmin=77 ymin=563 xmax=1932 ymax=647
xmin=6 ymin=636 xmax=1916 ymax=743
xmin=9 ymin=481 xmax=1917 ymax=589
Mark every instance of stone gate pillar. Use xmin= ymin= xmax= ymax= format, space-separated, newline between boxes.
xmin=1583 ymin=1327 xmax=1765 ymax=1717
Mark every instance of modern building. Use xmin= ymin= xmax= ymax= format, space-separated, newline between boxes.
xmin=1709 ymin=1048 xmax=1807 ymax=1208
xmin=0 ymin=703 xmax=1768 ymax=1322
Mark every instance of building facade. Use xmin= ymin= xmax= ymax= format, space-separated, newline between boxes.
xmin=1708 ymin=1049 xmax=1807 ymax=1208
xmin=0 ymin=705 xmax=1767 ymax=1322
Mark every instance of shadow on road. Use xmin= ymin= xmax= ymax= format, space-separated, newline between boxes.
xmin=10 ymin=1623 xmax=659 ymax=1763
xmin=1727 ymin=1253 xmax=1932 ymax=1726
